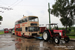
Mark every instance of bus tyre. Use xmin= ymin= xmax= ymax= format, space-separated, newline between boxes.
xmin=16 ymin=33 xmax=18 ymax=36
xmin=12 ymin=33 xmax=15 ymax=35
xmin=22 ymin=33 xmax=24 ymax=37
xmin=54 ymin=37 xmax=60 ymax=44
xmin=64 ymin=37 xmax=70 ymax=43
xmin=43 ymin=31 xmax=50 ymax=41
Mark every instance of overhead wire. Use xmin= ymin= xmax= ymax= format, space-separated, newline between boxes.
xmin=0 ymin=0 xmax=23 ymax=11
xmin=8 ymin=0 xmax=21 ymax=7
xmin=12 ymin=0 xmax=47 ymax=7
xmin=0 ymin=0 xmax=23 ymax=7
xmin=0 ymin=0 xmax=7 ymax=6
xmin=0 ymin=0 xmax=51 ymax=11
xmin=11 ymin=0 xmax=23 ymax=7
xmin=0 ymin=0 xmax=48 ymax=7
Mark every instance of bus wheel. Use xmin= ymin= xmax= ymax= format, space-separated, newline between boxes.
xmin=12 ymin=33 xmax=15 ymax=35
xmin=22 ymin=33 xmax=24 ymax=37
xmin=16 ymin=33 xmax=18 ymax=36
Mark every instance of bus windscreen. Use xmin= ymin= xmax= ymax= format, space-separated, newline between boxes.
xmin=29 ymin=17 xmax=38 ymax=22
xmin=28 ymin=27 xmax=39 ymax=32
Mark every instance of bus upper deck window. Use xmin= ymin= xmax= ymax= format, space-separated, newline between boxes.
xmin=15 ymin=22 xmax=18 ymax=25
xmin=29 ymin=17 xmax=38 ymax=22
xmin=22 ymin=19 xmax=24 ymax=22
xmin=18 ymin=20 xmax=22 ymax=23
xmin=25 ymin=18 xmax=27 ymax=22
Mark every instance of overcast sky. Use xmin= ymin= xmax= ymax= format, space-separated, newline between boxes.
xmin=0 ymin=0 xmax=64 ymax=30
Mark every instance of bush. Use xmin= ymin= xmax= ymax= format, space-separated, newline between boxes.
xmin=0 ymin=16 xmax=2 ymax=21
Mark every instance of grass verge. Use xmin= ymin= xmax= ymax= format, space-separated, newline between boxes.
xmin=66 ymin=33 xmax=75 ymax=36
xmin=69 ymin=36 xmax=75 ymax=38
xmin=0 ymin=31 xmax=4 ymax=35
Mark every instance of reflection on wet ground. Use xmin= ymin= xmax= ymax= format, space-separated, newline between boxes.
xmin=0 ymin=33 xmax=75 ymax=50
xmin=0 ymin=34 xmax=15 ymax=50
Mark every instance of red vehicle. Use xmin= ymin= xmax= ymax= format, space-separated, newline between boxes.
xmin=15 ymin=16 xmax=39 ymax=37
xmin=4 ymin=28 xmax=9 ymax=33
xmin=40 ymin=27 xmax=46 ymax=33
xmin=42 ymin=23 xmax=70 ymax=44
xmin=39 ymin=24 xmax=46 ymax=33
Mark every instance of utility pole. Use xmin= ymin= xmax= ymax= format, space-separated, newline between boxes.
xmin=48 ymin=3 xmax=51 ymax=30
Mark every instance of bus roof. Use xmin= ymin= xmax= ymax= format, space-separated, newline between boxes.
xmin=4 ymin=28 xmax=8 ymax=29
xmin=21 ymin=16 xmax=38 ymax=20
xmin=15 ymin=16 xmax=38 ymax=22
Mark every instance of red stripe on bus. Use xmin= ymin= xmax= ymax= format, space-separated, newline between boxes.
xmin=22 ymin=22 xmax=27 ymax=26
xmin=15 ymin=24 xmax=20 ymax=28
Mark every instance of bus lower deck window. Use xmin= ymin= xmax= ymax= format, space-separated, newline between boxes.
xmin=25 ymin=27 xmax=28 ymax=32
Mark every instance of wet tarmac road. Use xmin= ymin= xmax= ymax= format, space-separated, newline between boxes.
xmin=0 ymin=33 xmax=75 ymax=50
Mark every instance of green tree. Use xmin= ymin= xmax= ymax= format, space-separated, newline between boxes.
xmin=60 ymin=17 xmax=73 ymax=31
xmin=51 ymin=0 xmax=75 ymax=31
xmin=0 ymin=16 xmax=2 ymax=21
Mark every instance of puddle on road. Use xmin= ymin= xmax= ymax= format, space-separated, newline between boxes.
xmin=15 ymin=37 xmax=75 ymax=50
xmin=0 ymin=34 xmax=75 ymax=50
xmin=0 ymin=44 xmax=15 ymax=50
xmin=0 ymin=34 xmax=15 ymax=49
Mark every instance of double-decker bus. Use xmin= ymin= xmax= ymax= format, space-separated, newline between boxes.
xmin=15 ymin=16 xmax=39 ymax=38
xmin=4 ymin=28 xmax=9 ymax=33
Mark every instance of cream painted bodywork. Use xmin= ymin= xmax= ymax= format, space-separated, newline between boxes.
xmin=19 ymin=16 xmax=39 ymax=36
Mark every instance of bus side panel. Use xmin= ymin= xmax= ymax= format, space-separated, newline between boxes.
xmin=24 ymin=32 xmax=33 ymax=38
xmin=15 ymin=31 xmax=18 ymax=35
xmin=15 ymin=24 xmax=20 ymax=35
xmin=18 ymin=32 xmax=21 ymax=36
xmin=24 ymin=35 xmax=32 ymax=38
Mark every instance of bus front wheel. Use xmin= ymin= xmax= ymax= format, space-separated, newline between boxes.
xmin=22 ymin=33 xmax=25 ymax=37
